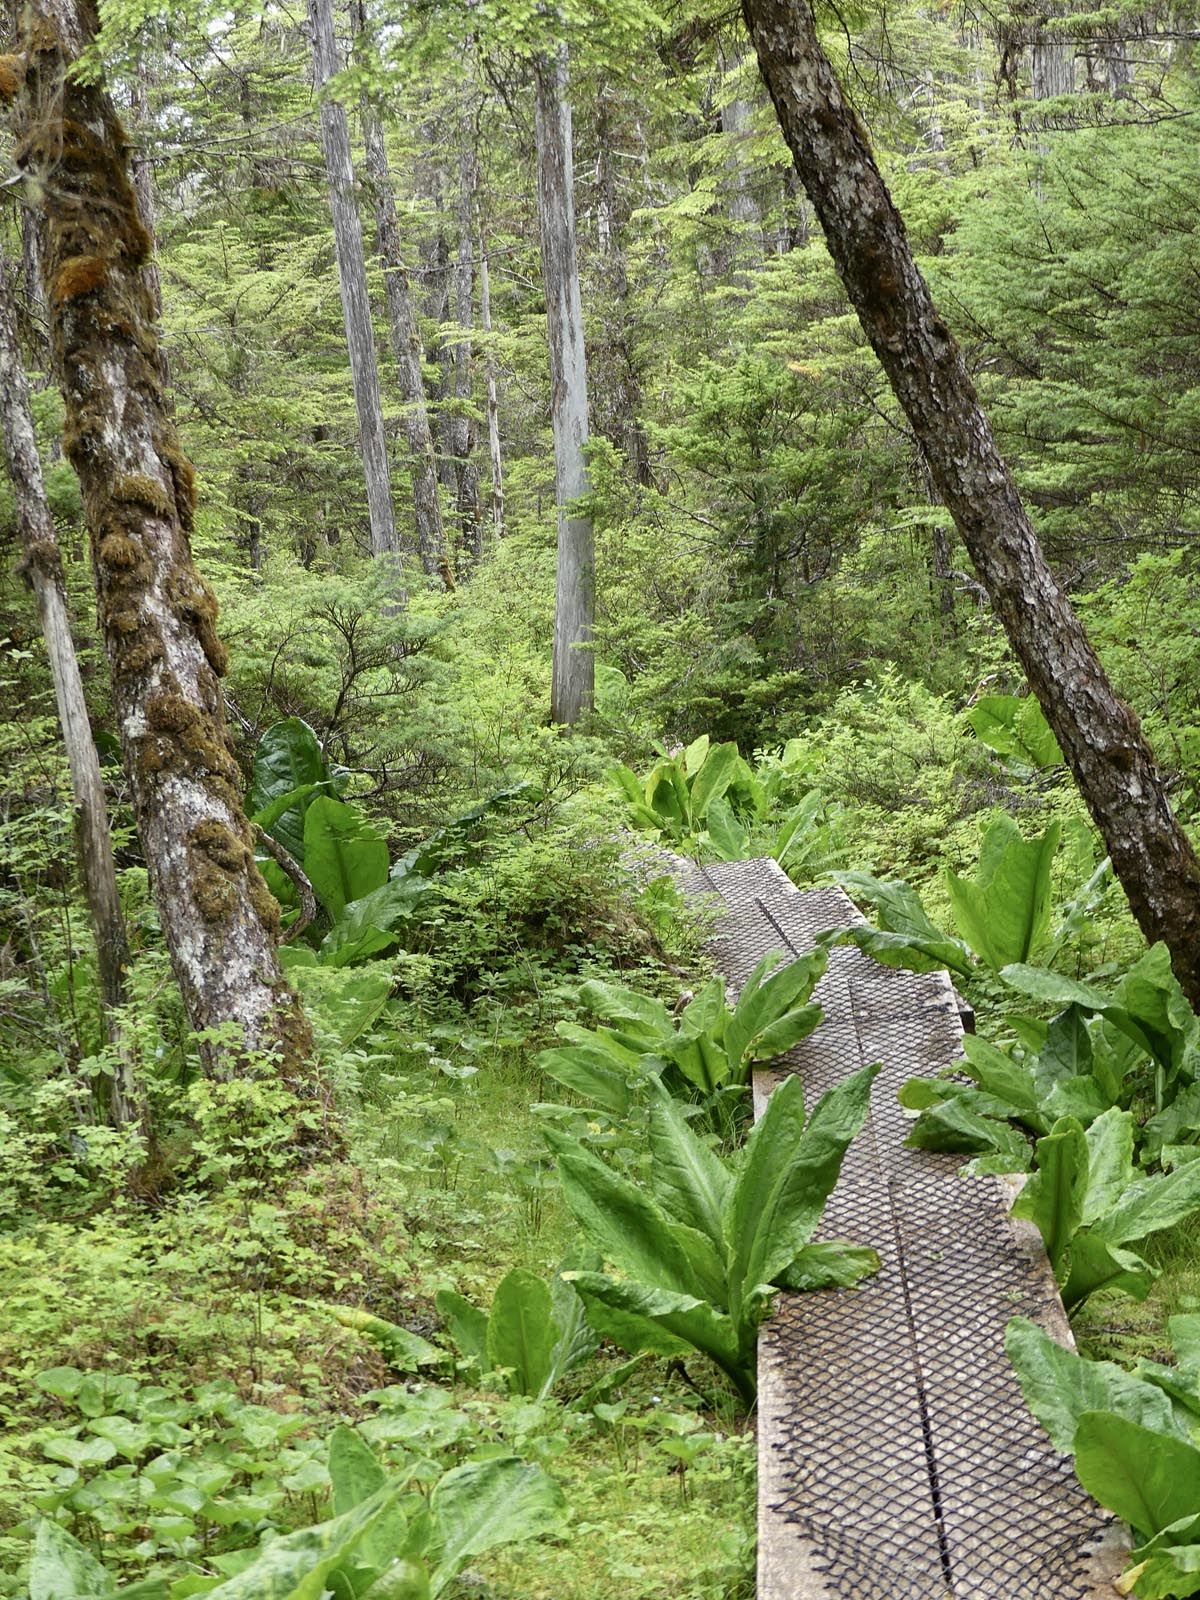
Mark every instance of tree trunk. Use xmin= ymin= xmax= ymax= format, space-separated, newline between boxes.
xmin=307 ymin=0 xmax=398 ymax=560
xmin=477 ymin=219 xmax=505 ymax=540
xmin=594 ymin=87 xmax=654 ymax=489
xmin=0 ymin=245 xmax=138 ymax=1126
xmin=449 ymin=130 xmax=482 ymax=562
xmin=742 ymin=0 xmax=1200 ymax=1005
xmin=355 ymin=98 xmax=446 ymax=577
xmin=7 ymin=0 xmax=320 ymax=1089
xmin=535 ymin=46 xmax=595 ymax=726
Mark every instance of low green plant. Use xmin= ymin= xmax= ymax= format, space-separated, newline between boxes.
xmin=538 ymin=949 xmax=826 ymax=1117
xmin=1010 ymin=1109 xmax=1200 ymax=1310
xmin=24 ymin=1423 xmax=566 ymax=1599
xmin=965 ymin=693 xmax=1062 ymax=769
xmin=610 ymin=736 xmax=761 ymax=852
xmin=547 ymin=1067 xmax=880 ymax=1404
xmin=1007 ymin=1316 xmax=1200 ymax=1597
xmin=836 ymin=813 xmax=1062 ymax=977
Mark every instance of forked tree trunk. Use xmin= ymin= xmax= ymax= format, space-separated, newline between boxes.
xmin=742 ymin=0 xmax=1200 ymax=1005
xmin=477 ymin=218 xmax=505 ymax=540
xmin=308 ymin=0 xmax=398 ymax=560
xmin=534 ymin=46 xmax=594 ymax=725
xmin=0 ymin=246 xmax=139 ymax=1127
xmin=6 ymin=0 xmax=320 ymax=1091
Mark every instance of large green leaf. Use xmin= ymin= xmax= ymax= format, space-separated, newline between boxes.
xmin=1012 ymin=1118 xmax=1088 ymax=1277
xmin=776 ymin=1241 xmax=880 ymax=1290
xmin=29 ymin=1521 xmax=114 ymax=1600
xmin=689 ymin=742 xmax=741 ymax=822
xmin=535 ymin=1046 xmax=632 ymax=1118
xmin=702 ymin=795 xmax=750 ymax=861
xmin=319 ymin=876 xmax=427 ymax=967
xmin=249 ymin=719 xmax=331 ymax=861
xmin=646 ymin=1087 xmax=731 ymax=1252
xmin=303 ymin=797 xmax=389 ymax=920
xmin=435 ymin=1289 xmax=490 ymax=1368
xmin=576 ymin=981 xmax=673 ymax=1044
xmin=1074 ymin=1412 xmax=1200 ymax=1540
xmin=726 ymin=1065 xmax=877 ymax=1313
xmin=429 ymin=1457 xmax=566 ymax=1594
xmin=203 ymin=1486 xmax=404 ymax=1598
xmin=565 ymin=1273 xmax=744 ymax=1382
xmin=1080 ymin=1108 xmax=1135 ymax=1226
xmin=1061 ymin=1235 xmax=1156 ymax=1311
xmin=1092 ymin=1158 xmax=1200 ymax=1247
xmin=549 ymin=1135 xmax=704 ymax=1297
xmin=944 ymin=817 xmax=1061 ymax=970
xmin=966 ymin=694 xmax=1062 ymax=767
xmin=329 ymin=1425 xmax=386 ymax=1514
xmin=486 ymin=1270 xmax=558 ymax=1397
xmin=1005 ymin=1318 xmax=1179 ymax=1453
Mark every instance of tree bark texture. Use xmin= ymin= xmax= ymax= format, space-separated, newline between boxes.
xmin=535 ymin=47 xmax=595 ymax=726
xmin=477 ymin=220 xmax=505 ymax=539
xmin=6 ymin=0 xmax=318 ymax=1082
xmin=308 ymin=0 xmax=398 ymax=560
xmin=358 ymin=98 xmax=446 ymax=578
xmin=0 ymin=245 xmax=137 ymax=1123
xmin=742 ymin=0 xmax=1200 ymax=1005
xmin=447 ymin=127 xmax=482 ymax=561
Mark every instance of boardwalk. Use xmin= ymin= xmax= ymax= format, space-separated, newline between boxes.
xmin=677 ymin=857 xmax=1125 ymax=1600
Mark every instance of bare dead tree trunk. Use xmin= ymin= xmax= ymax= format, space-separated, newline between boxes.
xmin=359 ymin=125 xmax=445 ymax=575
xmin=449 ymin=126 xmax=482 ymax=562
xmin=307 ymin=0 xmax=398 ymax=561
xmin=477 ymin=214 xmax=505 ymax=540
xmin=535 ymin=46 xmax=595 ymax=726
xmin=742 ymin=0 xmax=1200 ymax=1005
xmin=6 ymin=1 xmax=322 ymax=1094
xmin=594 ymin=87 xmax=654 ymax=489
xmin=0 ymin=244 xmax=139 ymax=1127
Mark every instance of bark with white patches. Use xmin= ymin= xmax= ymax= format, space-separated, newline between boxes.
xmin=477 ymin=220 xmax=504 ymax=540
xmin=9 ymin=0 xmax=322 ymax=1093
xmin=535 ymin=46 xmax=594 ymax=726
xmin=742 ymin=0 xmax=1200 ymax=1006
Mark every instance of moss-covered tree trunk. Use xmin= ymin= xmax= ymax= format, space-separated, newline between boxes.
xmin=5 ymin=0 xmax=319 ymax=1088
xmin=0 ymin=243 xmax=140 ymax=1127
xmin=743 ymin=0 xmax=1200 ymax=1007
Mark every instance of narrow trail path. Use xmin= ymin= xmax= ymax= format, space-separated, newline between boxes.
xmin=676 ymin=857 xmax=1126 ymax=1600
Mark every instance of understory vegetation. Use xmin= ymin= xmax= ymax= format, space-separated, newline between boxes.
xmin=3 ymin=0 xmax=1200 ymax=1592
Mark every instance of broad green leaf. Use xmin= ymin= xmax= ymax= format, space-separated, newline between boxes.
xmin=248 ymin=719 xmax=331 ymax=860
xmin=1130 ymin=1545 xmax=1200 ymax=1600
xmin=1061 ymin=1235 xmax=1155 ymax=1311
xmin=549 ymin=1135 xmax=704 ymax=1297
xmin=682 ymin=734 xmax=710 ymax=778
xmin=288 ymin=969 xmax=392 ymax=1048
xmin=1092 ymin=1159 xmax=1200 ymax=1247
xmin=565 ymin=1273 xmax=743 ymax=1375
xmin=1081 ymin=1108 xmax=1135 ymax=1225
xmin=966 ymin=694 xmax=1062 ymax=767
xmin=535 ymin=1047 xmax=632 ymax=1118
xmin=1012 ymin=1118 xmax=1088 ymax=1277
xmin=1034 ymin=1007 xmax=1093 ymax=1091
xmin=325 ymin=1307 xmax=443 ymax=1371
xmin=328 ymin=1425 xmax=386 ymax=1515
xmin=959 ymin=1036 xmax=1045 ymax=1126
xmin=576 ymin=981 xmax=672 ymax=1042
xmin=1074 ymin=1412 xmax=1200 ymax=1539
xmin=773 ymin=792 xmax=824 ymax=869
xmin=689 ymin=741 xmax=741 ymax=821
xmin=944 ymin=818 xmax=1060 ymax=970
xmin=429 ymin=1457 xmax=566 ymax=1593
xmin=30 ymin=1520 xmax=114 ymax=1599
xmin=434 ymin=1290 xmax=489 ymax=1368
xmin=320 ymin=877 xmax=427 ymax=967
xmin=727 ymin=1065 xmax=877 ymax=1312
xmin=486 ymin=1270 xmax=557 ymax=1397
xmin=203 ymin=1486 xmax=403 ymax=1598
xmin=903 ymin=1096 xmax=1031 ymax=1167
xmin=1005 ymin=1318 xmax=1179 ymax=1454
xmin=647 ymin=1087 xmax=731 ymax=1251
xmin=776 ymin=1242 xmax=880 ymax=1290
xmin=702 ymin=795 xmax=749 ymax=861
xmin=303 ymin=798 xmax=389 ymax=920
xmin=999 ymin=965 xmax=1112 ymax=1012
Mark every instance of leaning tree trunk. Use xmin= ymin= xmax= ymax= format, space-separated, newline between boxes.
xmin=308 ymin=0 xmax=398 ymax=561
xmin=4 ymin=0 xmax=320 ymax=1089
xmin=534 ymin=46 xmax=595 ymax=726
xmin=0 ymin=245 xmax=139 ymax=1127
xmin=742 ymin=0 xmax=1200 ymax=1005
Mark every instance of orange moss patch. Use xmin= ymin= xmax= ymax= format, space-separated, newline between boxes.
xmin=50 ymin=254 xmax=108 ymax=305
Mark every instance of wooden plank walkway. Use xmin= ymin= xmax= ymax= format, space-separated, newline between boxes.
xmin=676 ymin=857 xmax=1126 ymax=1600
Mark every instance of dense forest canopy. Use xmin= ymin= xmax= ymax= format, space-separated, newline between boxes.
xmin=2 ymin=0 xmax=1200 ymax=1592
